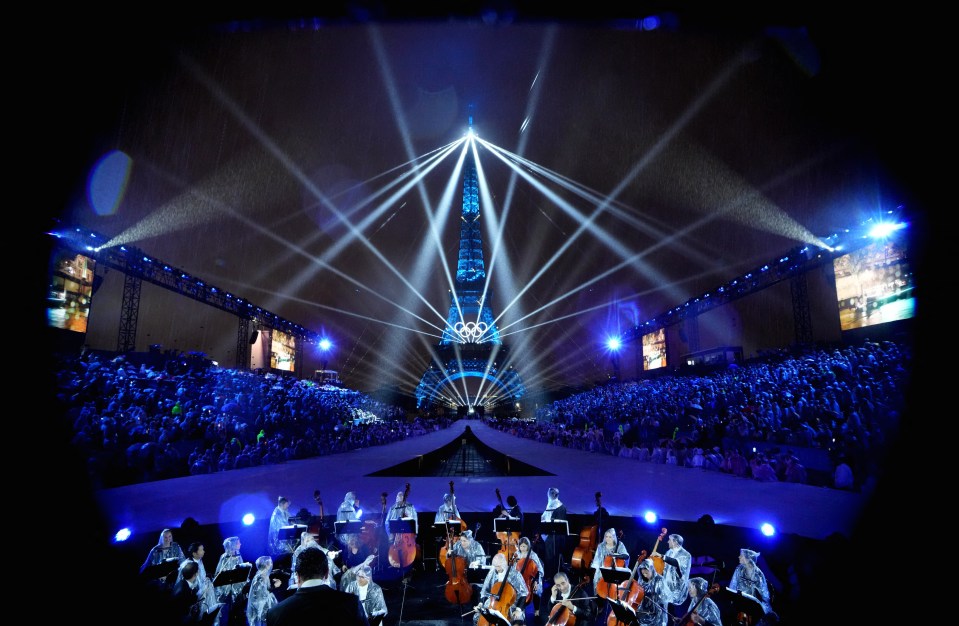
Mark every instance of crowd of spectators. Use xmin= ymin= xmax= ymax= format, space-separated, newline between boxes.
xmin=53 ymin=350 xmax=452 ymax=488
xmin=53 ymin=337 xmax=909 ymax=493
xmin=490 ymin=339 xmax=910 ymax=491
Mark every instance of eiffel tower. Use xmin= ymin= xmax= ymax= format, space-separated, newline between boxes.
xmin=415 ymin=121 xmax=526 ymax=413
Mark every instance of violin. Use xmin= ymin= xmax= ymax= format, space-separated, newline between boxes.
xmin=571 ymin=492 xmax=600 ymax=572
xmin=387 ymin=483 xmax=418 ymax=569
xmin=494 ymin=488 xmax=520 ymax=559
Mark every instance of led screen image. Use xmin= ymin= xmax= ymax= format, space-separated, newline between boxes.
xmin=833 ymin=238 xmax=914 ymax=332
xmin=48 ymin=250 xmax=95 ymax=334
xmin=642 ymin=327 xmax=667 ymax=371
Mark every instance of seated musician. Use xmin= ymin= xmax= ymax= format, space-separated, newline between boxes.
xmin=450 ymin=530 xmax=486 ymax=569
xmin=547 ymin=571 xmax=594 ymax=625
xmin=473 ymin=553 xmax=528 ymax=626
xmin=435 ymin=492 xmax=462 ymax=524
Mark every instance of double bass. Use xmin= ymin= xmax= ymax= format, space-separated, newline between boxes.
xmin=443 ymin=483 xmax=472 ymax=607
xmin=310 ymin=489 xmax=327 ymax=542
xmin=387 ymin=483 xmax=418 ymax=569
xmin=570 ymin=491 xmax=600 ymax=573
xmin=439 ymin=480 xmax=467 ymax=568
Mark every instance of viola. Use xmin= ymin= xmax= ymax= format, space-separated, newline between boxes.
xmin=571 ymin=491 xmax=600 ymax=572
xmin=387 ymin=482 xmax=418 ymax=569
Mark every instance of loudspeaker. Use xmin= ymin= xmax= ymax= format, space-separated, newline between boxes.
xmin=249 ymin=330 xmax=258 ymax=344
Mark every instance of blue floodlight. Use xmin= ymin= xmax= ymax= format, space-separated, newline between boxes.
xmin=242 ymin=513 xmax=256 ymax=526
xmin=319 ymin=338 xmax=332 ymax=352
xmin=607 ymin=337 xmax=622 ymax=351
xmin=643 ymin=510 xmax=658 ymax=524
xmin=868 ymin=221 xmax=906 ymax=239
xmin=760 ymin=522 xmax=776 ymax=537
xmin=114 ymin=527 xmax=132 ymax=542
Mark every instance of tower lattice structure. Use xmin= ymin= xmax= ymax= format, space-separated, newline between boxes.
xmin=415 ymin=148 xmax=525 ymax=411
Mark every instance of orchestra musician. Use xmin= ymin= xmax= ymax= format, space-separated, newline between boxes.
xmin=546 ymin=571 xmax=594 ymax=624
xmin=590 ymin=527 xmax=628 ymax=595
xmin=435 ymin=492 xmax=462 ymax=524
xmin=728 ymin=548 xmax=777 ymax=624
xmin=289 ymin=532 xmax=339 ymax=592
xmin=385 ymin=489 xmax=418 ymax=539
xmin=268 ymin=496 xmax=294 ymax=556
xmin=336 ymin=492 xmax=362 ymax=549
xmin=340 ymin=561 xmax=387 ymax=626
xmin=473 ymin=552 xmax=528 ymax=626
xmin=497 ymin=495 xmax=523 ymax=528
xmin=539 ymin=487 xmax=568 ymax=580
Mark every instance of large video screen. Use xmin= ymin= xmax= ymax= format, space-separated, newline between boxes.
xmin=270 ymin=329 xmax=296 ymax=372
xmin=833 ymin=238 xmax=915 ymax=332
xmin=48 ymin=249 xmax=96 ymax=334
xmin=642 ymin=327 xmax=667 ymax=371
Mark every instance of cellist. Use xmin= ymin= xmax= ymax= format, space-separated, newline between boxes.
xmin=590 ymin=527 xmax=628 ymax=596
xmin=631 ymin=558 xmax=669 ymax=626
xmin=385 ymin=489 xmax=418 ymax=539
xmin=546 ymin=571 xmax=595 ymax=625
xmin=473 ymin=552 xmax=528 ymax=625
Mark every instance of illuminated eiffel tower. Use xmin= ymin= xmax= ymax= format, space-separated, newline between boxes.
xmin=415 ymin=119 xmax=526 ymax=413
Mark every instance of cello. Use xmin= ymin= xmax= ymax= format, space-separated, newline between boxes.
xmin=678 ymin=582 xmax=722 ymax=626
xmin=387 ymin=483 xmax=418 ymax=569
xmin=649 ymin=526 xmax=668 ymax=575
xmin=494 ymin=488 xmax=520 ymax=560
xmin=515 ymin=540 xmax=539 ymax=607
xmin=544 ymin=578 xmax=590 ymax=626
xmin=477 ymin=550 xmax=519 ymax=626
xmin=606 ymin=550 xmax=648 ymax=626
xmin=570 ymin=491 xmax=600 ymax=573
xmin=595 ymin=529 xmax=628 ymax=600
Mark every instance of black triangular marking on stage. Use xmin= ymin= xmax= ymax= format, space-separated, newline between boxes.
xmin=365 ymin=424 xmax=555 ymax=477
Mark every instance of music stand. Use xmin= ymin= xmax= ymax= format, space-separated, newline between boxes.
xmin=608 ymin=598 xmax=639 ymax=625
xmin=476 ymin=606 xmax=510 ymax=626
xmin=388 ymin=519 xmax=417 ymax=535
xmin=279 ymin=524 xmax=307 ymax=542
xmin=212 ymin=564 xmax=251 ymax=587
xmin=433 ymin=520 xmax=463 ymax=537
xmin=139 ymin=557 xmax=180 ymax=581
xmin=599 ymin=565 xmax=632 ymax=586
xmin=539 ymin=520 xmax=571 ymax=536
xmin=334 ymin=520 xmax=365 ymax=536
xmin=493 ymin=518 xmax=521 ymax=535
xmin=721 ymin=587 xmax=765 ymax=626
